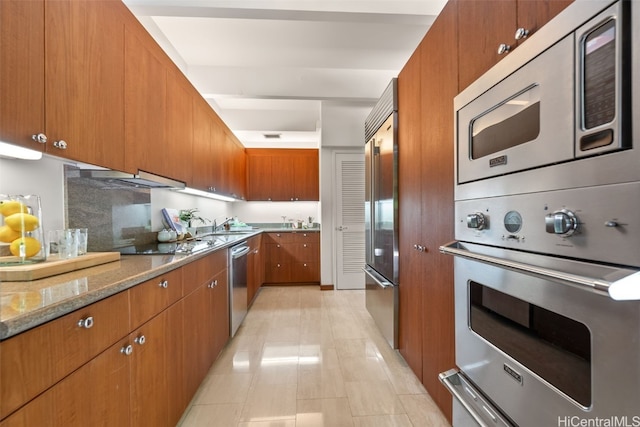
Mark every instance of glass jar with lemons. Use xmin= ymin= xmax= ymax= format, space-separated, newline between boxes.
xmin=0 ymin=194 xmax=46 ymax=265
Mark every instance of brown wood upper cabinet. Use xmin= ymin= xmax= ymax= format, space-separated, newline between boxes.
xmin=457 ymin=0 xmax=573 ymax=91
xmin=246 ymin=149 xmax=319 ymax=201
xmin=0 ymin=0 xmax=127 ymax=170
xmin=0 ymin=0 xmax=45 ymax=153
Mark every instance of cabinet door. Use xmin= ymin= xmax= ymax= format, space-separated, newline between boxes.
xmin=192 ymin=96 xmax=214 ymax=191
xmin=210 ymin=117 xmax=229 ymax=194
xmin=516 ymin=0 xmax=573 ymax=44
xmin=210 ymin=269 xmax=229 ymax=361
xmin=124 ymin=27 xmax=167 ymax=175
xmin=0 ymin=0 xmax=45 ymax=151
xmin=247 ymin=154 xmax=273 ymax=200
xmin=419 ymin=2 xmax=458 ymax=421
xmin=1 ymin=338 xmax=132 ymax=427
xmin=397 ymin=45 xmax=424 ymax=382
xmin=294 ymin=152 xmax=319 ymax=201
xmin=51 ymin=338 xmax=131 ymax=427
xmin=182 ymin=285 xmax=210 ymax=401
xmin=45 ymin=0 xmax=125 ymax=169
xmin=457 ymin=0 xmax=516 ymax=92
xmin=271 ymin=154 xmax=295 ymax=201
xmin=229 ymin=137 xmax=247 ymax=199
xmin=130 ymin=311 xmax=169 ymax=427
xmin=166 ymin=70 xmax=194 ymax=184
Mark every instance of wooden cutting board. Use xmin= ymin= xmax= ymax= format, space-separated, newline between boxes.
xmin=0 ymin=252 xmax=121 ymax=281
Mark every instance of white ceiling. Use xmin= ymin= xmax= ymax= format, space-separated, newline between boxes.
xmin=122 ymin=0 xmax=447 ymax=148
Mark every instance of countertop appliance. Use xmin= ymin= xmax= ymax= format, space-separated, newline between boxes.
xmin=229 ymin=242 xmax=250 ymax=337
xmin=439 ymin=1 xmax=640 ymax=426
xmin=364 ymin=78 xmax=399 ymax=349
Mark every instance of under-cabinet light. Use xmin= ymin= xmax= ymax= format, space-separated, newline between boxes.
xmin=608 ymin=271 xmax=640 ymax=300
xmin=174 ymin=187 xmax=237 ymax=202
xmin=0 ymin=142 xmax=42 ymax=160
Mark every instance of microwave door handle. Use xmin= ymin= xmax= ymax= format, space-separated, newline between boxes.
xmin=439 ymin=241 xmax=640 ymax=301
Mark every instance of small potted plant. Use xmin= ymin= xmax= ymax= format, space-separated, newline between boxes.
xmin=179 ymin=208 xmax=210 ymax=229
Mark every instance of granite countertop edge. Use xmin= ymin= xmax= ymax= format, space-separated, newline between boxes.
xmin=0 ymin=227 xmax=321 ymax=340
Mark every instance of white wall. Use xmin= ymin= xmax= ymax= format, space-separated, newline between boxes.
xmin=320 ymin=100 xmax=372 ymax=287
xmin=231 ymin=201 xmax=319 ymax=225
xmin=0 ymin=155 xmax=67 ymax=231
xmin=151 ymin=188 xmax=232 ymax=230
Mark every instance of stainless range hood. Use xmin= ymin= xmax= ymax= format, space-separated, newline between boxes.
xmin=75 ymin=169 xmax=186 ymax=189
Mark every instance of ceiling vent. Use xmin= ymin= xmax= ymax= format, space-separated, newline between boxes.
xmin=263 ymin=133 xmax=282 ymax=139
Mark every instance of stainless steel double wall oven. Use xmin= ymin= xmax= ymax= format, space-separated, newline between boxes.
xmin=440 ymin=1 xmax=640 ymax=426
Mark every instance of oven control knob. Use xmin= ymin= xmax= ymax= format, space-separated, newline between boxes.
xmin=545 ymin=209 xmax=579 ymax=237
xmin=467 ymin=212 xmax=487 ymax=230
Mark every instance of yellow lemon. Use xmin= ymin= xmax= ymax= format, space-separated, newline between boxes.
xmin=0 ymin=200 xmax=28 ymax=217
xmin=4 ymin=213 xmax=40 ymax=232
xmin=0 ymin=225 xmax=22 ymax=243
xmin=10 ymin=291 xmax=42 ymax=312
xmin=9 ymin=237 xmax=42 ymax=258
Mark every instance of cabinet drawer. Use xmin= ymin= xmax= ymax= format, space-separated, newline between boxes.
xmin=290 ymin=242 xmax=319 ymax=263
xmin=183 ymin=250 xmax=228 ymax=295
xmin=265 ymin=232 xmax=296 ymax=244
xmin=292 ymin=232 xmax=319 ymax=243
xmin=265 ymin=243 xmax=292 ymax=263
xmin=0 ymin=290 xmax=130 ymax=419
xmin=264 ymin=262 xmax=292 ymax=283
xmin=130 ymin=268 xmax=182 ymax=330
xmin=292 ymin=262 xmax=320 ymax=283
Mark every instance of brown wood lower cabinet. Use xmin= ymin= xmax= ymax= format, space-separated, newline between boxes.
xmin=264 ymin=231 xmax=320 ymax=285
xmin=0 ymin=251 xmax=230 ymax=427
xmin=182 ymin=251 xmax=229 ymax=402
xmin=0 ymin=338 xmax=131 ymax=427
xmin=247 ymin=234 xmax=264 ymax=306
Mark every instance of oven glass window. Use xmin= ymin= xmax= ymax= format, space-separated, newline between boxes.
xmin=582 ymin=19 xmax=616 ymax=130
xmin=470 ymin=85 xmax=540 ymax=159
xmin=469 ymin=281 xmax=591 ymax=406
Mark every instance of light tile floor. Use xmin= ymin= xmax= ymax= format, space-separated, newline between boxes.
xmin=177 ymin=286 xmax=451 ymax=427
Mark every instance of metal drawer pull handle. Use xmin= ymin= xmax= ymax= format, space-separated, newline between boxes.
xmin=134 ymin=335 xmax=146 ymax=346
xmin=159 ymin=280 xmax=168 ymax=288
xmin=439 ymin=369 xmax=513 ymax=427
xmin=78 ymin=316 xmax=94 ymax=329
xmin=439 ymin=241 xmax=640 ymax=301
xmin=362 ymin=266 xmax=393 ymax=289
xmin=121 ymin=345 xmax=133 ymax=356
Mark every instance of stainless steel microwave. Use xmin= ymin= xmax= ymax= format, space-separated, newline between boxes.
xmin=456 ymin=1 xmax=631 ymax=186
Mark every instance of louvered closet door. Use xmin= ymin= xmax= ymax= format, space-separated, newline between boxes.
xmin=335 ymin=153 xmax=365 ymax=290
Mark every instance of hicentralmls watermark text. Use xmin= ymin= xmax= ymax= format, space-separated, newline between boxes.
xmin=558 ymin=416 xmax=640 ymax=427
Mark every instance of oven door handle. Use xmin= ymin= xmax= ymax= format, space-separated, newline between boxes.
xmin=439 ymin=241 xmax=640 ymax=301
xmin=439 ymin=369 xmax=514 ymax=427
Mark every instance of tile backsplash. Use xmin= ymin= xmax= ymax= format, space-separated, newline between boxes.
xmin=65 ymin=165 xmax=155 ymax=251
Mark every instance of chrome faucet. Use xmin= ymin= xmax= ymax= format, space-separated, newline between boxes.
xmin=214 ymin=217 xmax=233 ymax=231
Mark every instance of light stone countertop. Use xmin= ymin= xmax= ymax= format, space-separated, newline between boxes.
xmin=0 ymin=227 xmax=320 ymax=340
